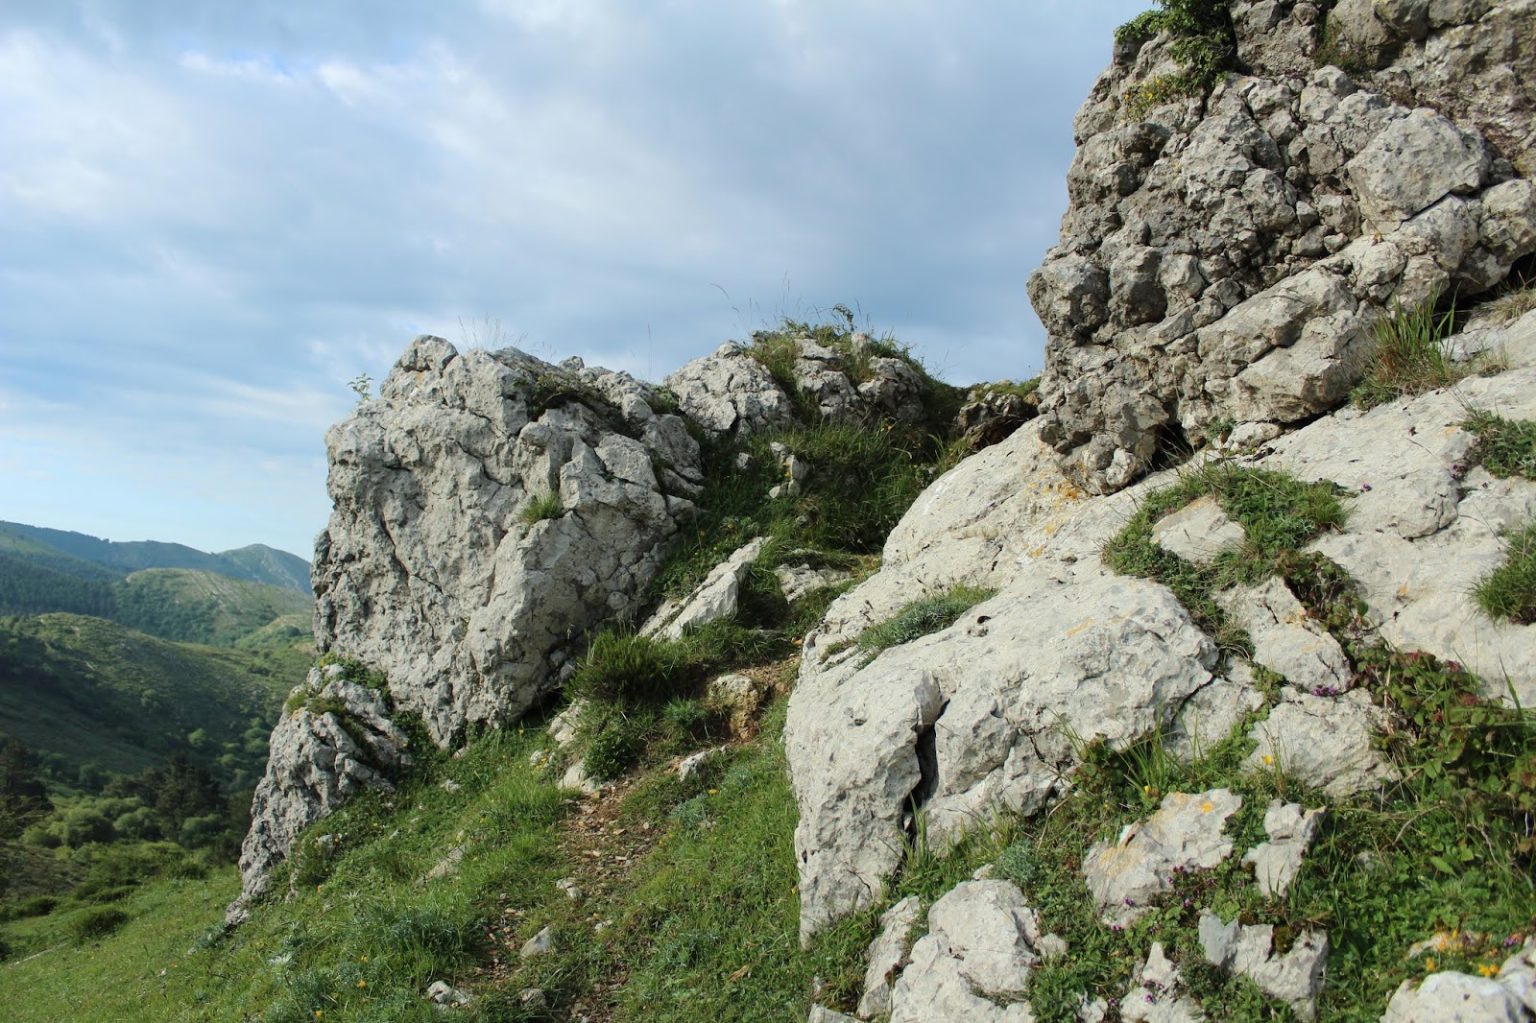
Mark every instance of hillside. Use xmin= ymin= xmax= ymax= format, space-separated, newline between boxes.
xmin=0 ymin=522 xmax=311 ymax=594
xmin=0 ymin=614 xmax=300 ymax=787
xmin=111 ymin=570 xmax=312 ymax=648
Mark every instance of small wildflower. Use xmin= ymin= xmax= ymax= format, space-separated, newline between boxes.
xmin=1424 ymin=957 xmax=1437 ymax=972
xmin=1262 ymin=754 xmax=1275 ymax=766
xmin=1479 ymin=963 xmax=1499 ymax=978
xmin=1361 ymin=483 xmax=1373 ymax=492
xmin=357 ymin=979 xmax=367 ymax=989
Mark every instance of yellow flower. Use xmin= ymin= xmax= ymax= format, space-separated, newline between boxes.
xmin=314 ymin=1013 xmax=324 ymax=1021
xmin=1262 ymin=754 xmax=1275 ymax=766
xmin=1424 ymin=957 xmax=1437 ymax=972
xmin=1479 ymin=963 xmax=1499 ymax=978
xmin=357 ymin=979 xmax=367 ymax=989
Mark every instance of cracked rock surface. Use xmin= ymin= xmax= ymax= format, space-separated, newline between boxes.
xmin=1029 ymin=2 xmax=1536 ymax=495
xmin=227 ymin=665 xmax=411 ymax=924
xmin=314 ymin=336 xmax=700 ymax=747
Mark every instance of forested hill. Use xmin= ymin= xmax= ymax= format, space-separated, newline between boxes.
xmin=0 ymin=521 xmax=311 ymax=593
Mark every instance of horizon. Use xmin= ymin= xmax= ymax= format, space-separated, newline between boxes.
xmin=1 ymin=1 xmax=1147 ymax=556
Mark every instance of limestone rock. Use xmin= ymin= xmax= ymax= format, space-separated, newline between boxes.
xmin=887 ymin=881 xmax=1054 ymax=1023
xmin=1199 ymin=909 xmax=1329 ymax=1021
xmin=314 ymin=337 xmax=700 ymax=748
xmin=665 ymin=342 xmax=796 ymax=436
xmin=520 ymin=925 xmax=554 ymax=959
xmin=954 ymin=384 xmax=1039 ymax=452
xmin=808 ymin=1007 xmax=861 ymax=1023
xmin=858 ymin=895 xmax=922 ymax=1018
xmin=1245 ymin=689 xmax=1397 ymax=796
xmin=1029 ymin=3 xmax=1536 ymax=495
xmin=1082 ymin=789 xmax=1243 ymax=925
xmin=1167 ymin=661 xmax=1265 ymax=762
xmin=1243 ymin=800 xmax=1325 ymax=898
xmin=1383 ymin=938 xmax=1536 ymax=1022
xmin=642 ymin=538 xmax=765 ymax=640
xmin=1152 ymin=495 xmax=1246 ymax=566
xmin=1121 ymin=942 xmax=1206 ymax=1023
xmin=227 ymin=665 xmax=411 ymax=924
xmin=706 ymin=673 xmax=767 ymax=735
xmin=427 ymin=980 xmax=472 ymax=1008
xmin=775 ymin=563 xmax=854 ymax=604
xmin=788 ymin=566 xmax=1217 ymax=941
xmin=1219 ymin=577 xmax=1353 ymax=694
xmin=548 ymin=700 xmax=585 ymax=748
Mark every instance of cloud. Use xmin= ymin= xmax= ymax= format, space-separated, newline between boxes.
xmin=0 ymin=0 xmax=1147 ymax=555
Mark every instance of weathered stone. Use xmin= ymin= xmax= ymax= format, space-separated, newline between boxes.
xmin=1218 ymin=577 xmax=1353 ymax=694
xmin=1347 ymin=109 xmax=1490 ymax=228
xmin=314 ymin=338 xmax=699 ymax=748
xmin=642 ymin=538 xmax=765 ymax=640
xmin=676 ymin=746 xmax=725 ymax=782
xmin=548 ymin=700 xmax=584 ymax=748
xmin=808 ymin=1007 xmax=861 ymax=1023
xmin=665 ymin=342 xmax=795 ymax=436
xmin=789 ymin=565 xmax=1217 ymax=941
xmin=1199 ymin=909 xmax=1329 ymax=1021
xmin=227 ymin=665 xmax=411 ymax=924
xmin=1381 ymin=972 xmax=1528 ymax=1022
xmin=1167 ymin=661 xmax=1265 ymax=762
xmin=706 ymin=673 xmax=767 ymax=735
xmin=1243 ymin=800 xmax=1325 ymax=898
xmin=887 ymin=881 xmax=1053 ymax=1023
xmin=1152 ymin=495 xmax=1247 ymax=566
xmin=858 ymin=895 xmax=922 ymax=1018
xmin=427 ymin=980 xmax=472 ymax=1007
xmin=1122 ymin=942 xmax=1206 ymax=1023
xmin=1245 ymin=689 xmax=1397 ymax=796
xmin=1083 ymin=789 xmax=1244 ymax=925
xmin=520 ymin=925 xmax=554 ymax=959
xmin=775 ymin=563 xmax=855 ymax=604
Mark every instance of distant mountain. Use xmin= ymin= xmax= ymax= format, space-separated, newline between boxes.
xmin=112 ymin=569 xmax=312 ymax=647
xmin=0 ymin=613 xmax=301 ymax=787
xmin=0 ymin=522 xmax=311 ymax=594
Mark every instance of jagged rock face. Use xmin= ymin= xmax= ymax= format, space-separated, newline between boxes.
xmin=787 ymin=311 xmax=1536 ymax=941
xmin=314 ymin=336 xmax=700 ymax=746
xmin=227 ymin=665 xmax=411 ymax=924
xmin=1029 ymin=0 xmax=1536 ymax=494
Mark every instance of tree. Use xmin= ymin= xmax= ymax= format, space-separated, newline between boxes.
xmin=0 ymin=740 xmax=53 ymax=839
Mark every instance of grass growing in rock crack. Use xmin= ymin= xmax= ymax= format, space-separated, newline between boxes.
xmin=1474 ymin=518 xmax=1536 ymax=624
xmin=1102 ymin=463 xmax=1347 ymax=653
xmin=518 ymin=491 xmax=563 ymax=525
xmin=1464 ymin=410 xmax=1536 ymax=479
xmin=855 ymin=584 xmax=997 ymax=655
xmin=1351 ymin=294 xmax=1465 ymax=409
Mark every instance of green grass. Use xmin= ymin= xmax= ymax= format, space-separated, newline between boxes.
xmin=0 ymin=725 xmax=572 ymax=1023
xmin=1351 ymin=295 xmax=1464 ymax=409
xmin=1474 ymin=519 xmax=1536 ymax=624
xmin=1102 ymin=464 xmax=1348 ymax=653
xmin=1116 ymin=0 xmax=1236 ymax=116
xmin=1464 ymin=410 xmax=1536 ymax=479
xmin=518 ymin=492 xmax=564 ymax=525
xmin=855 ymin=585 xmax=997 ymax=655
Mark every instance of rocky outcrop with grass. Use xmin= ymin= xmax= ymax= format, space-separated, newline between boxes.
xmin=1029 ymin=0 xmax=1536 ymax=494
xmin=314 ymin=336 xmax=701 ymax=747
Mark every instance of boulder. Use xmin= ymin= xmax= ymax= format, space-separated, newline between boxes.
xmin=1243 ymin=800 xmax=1325 ymax=898
xmin=1121 ymin=942 xmax=1207 ymax=1023
xmin=1218 ymin=577 xmax=1354 ymax=694
xmin=886 ymin=881 xmax=1057 ymax=1023
xmin=858 ymin=895 xmax=923 ymax=1018
xmin=642 ymin=538 xmax=765 ymax=640
xmin=314 ymin=337 xmax=700 ymax=747
xmin=1152 ymin=495 xmax=1246 ymax=566
xmin=665 ymin=342 xmax=796 ymax=436
xmin=227 ymin=665 xmax=412 ymax=924
xmin=1244 ymin=689 xmax=1398 ymax=796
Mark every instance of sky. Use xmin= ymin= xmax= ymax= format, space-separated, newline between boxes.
xmin=0 ymin=0 xmax=1147 ymax=560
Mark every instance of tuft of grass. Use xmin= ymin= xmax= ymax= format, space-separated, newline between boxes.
xmin=1473 ymin=519 xmax=1536 ymax=624
xmin=519 ymin=491 xmax=564 ymax=525
xmin=1484 ymin=276 xmax=1536 ymax=324
xmin=1351 ymin=295 xmax=1463 ymax=409
xmin=855 ymin=585 xmax=997 ymax=655
xmin=1464 ymin=410 xmax=1536 ymax=480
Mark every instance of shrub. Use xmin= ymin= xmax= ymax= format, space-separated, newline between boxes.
xmin=583 ymin=718 xmax=648 ymax=782
xmin=1351 ymin=294 xmax=1462 ymax=409
xmin=1116 ymin=0 xmax=1237 ymax=110
xmin=570 ymin=632 xmax=687 ymax=705
xmin=68 ymin=905 xmax=129 ymax=943
xmin=857 ymin=585 xmax=997 ymax=654
xmin=1474 ymin=519 xmax=1536 ymax=624
xmin=1464 ymin=411 xmax=1536 ymax=479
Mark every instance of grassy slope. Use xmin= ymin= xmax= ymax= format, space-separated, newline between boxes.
xmin=111 ymin=569 xmax=312 ymax=648
xmin=0 ymin=614 xmax=302 ymax=779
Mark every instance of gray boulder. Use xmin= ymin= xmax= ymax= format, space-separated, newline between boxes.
xmin=314 ymin=336 xmax=699 ymax=747
xmin=665 ymin=342 xmax=796 ymax=436
xmin=642 ymin=537 xmax=765 ymax=640
xmin=1199 ymin=909 xmax=1330 ymax=1021
xmin=227 ymin=665 xmax=411 ymax=924
xmin=858 ymin=895 xmax=923 ymax=1018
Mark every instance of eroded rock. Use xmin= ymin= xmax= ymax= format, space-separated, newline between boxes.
xmin=1243 ymin=800 xmax=1325 ymax=898
xmin=1199 ymin=909 xmax=1329 ymax=1021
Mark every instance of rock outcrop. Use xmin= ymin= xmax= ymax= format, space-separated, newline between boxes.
xmin=314 ymin=337 xmax=701 ymax=747
xmin=227 ymin=664 xmax=412 ymax=924
xmin=1028 ymin=0 xmax=1536 ymax=494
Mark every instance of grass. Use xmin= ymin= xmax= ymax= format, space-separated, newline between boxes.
xmin=1484 ymin=276 xmax=1536 ymax=324
xmin=1464 ymin=410 xmax=1536 ymax=479
xmin=1351 ymin=295 xmax=1464 ymax=409
xmin=855 ymin=585 xmax=997 ymax=655
xmin=518 ymin=492 xmax=564 ymax=525
xmin=1102 ymin=463 xmax=1348 ymax=653
xmin=1474 ymin=519 xmax=1536 ymax=624
xmin=1116 ymin=0 xmax=1237 ymax=116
